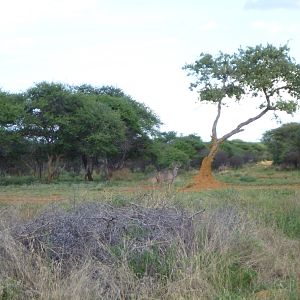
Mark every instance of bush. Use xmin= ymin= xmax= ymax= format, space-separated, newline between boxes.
xmin=6 ymin=203 xmax=200 ymax=271
xmin=0 ymin=176 xmax=37 ymax=186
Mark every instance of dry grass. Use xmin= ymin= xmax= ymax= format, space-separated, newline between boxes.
xmin=1 ymin=198 xmax=299 ymax=299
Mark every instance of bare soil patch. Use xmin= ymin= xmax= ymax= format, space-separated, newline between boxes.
xmin=0 ymin=194 xmax=64 ymax=205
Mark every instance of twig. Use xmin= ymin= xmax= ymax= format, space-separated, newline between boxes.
xmin=189 ymin=209 xmax=205 ymax=219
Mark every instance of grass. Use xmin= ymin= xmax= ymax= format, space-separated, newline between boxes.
xmin=217 ymin=163 xmax=300 ymax=186
xmin=0 ymin=163 xmax=300 ymax=299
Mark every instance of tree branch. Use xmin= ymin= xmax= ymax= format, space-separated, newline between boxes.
xmin=211 ymin=100 xmax=222 ymax=139
xmin=220 ymin=107 xmax=269 ymax=142
xmin=269 ymin=85 xmax=291 ymax=96
xmin=262 ymin=88 xmax=276 ymax=110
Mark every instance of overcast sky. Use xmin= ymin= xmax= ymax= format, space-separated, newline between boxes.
xmin=1 ymin=0 xmax=300 ymax=141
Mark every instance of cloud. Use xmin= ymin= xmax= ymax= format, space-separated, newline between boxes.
xmin=245 ymin=0 xmax=300 ymax=10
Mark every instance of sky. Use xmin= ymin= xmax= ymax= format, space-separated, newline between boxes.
xmin=1 ymin=0 xmax=300 ymax=142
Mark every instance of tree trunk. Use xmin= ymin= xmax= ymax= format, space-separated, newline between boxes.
xmin=82 ymin=155 xmax=94 ymax=181
xmin=188 ymin=139 xmax=225 ymax=190
xmin=103 ymin=159 xmax=113 ymax=181
xmin=47 ymin=155 xmax=54 ymax=182
xmin=47 ymin=155 xmax=62 ymax=182
xmin=85 ymin=168 xmax=94 ymax=181
xmin=38 ymin=161 xmax=43 ymax=179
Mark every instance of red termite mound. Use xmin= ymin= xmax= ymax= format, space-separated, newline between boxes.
xmin=183 ymin=156 xmax=226 ymax=191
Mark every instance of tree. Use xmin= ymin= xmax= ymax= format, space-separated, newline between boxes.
xmin=23 ymin=82 xmax=82 ymax=181
xmin=183 ymin=44 xmax=300 ymax=189
xmin=74 ymin=84 xmax=127 ymax=98
xmin=74 ymin=85 xmax=161 ymax=176
xmin=65 ymin=95 xmax=125 ymax=181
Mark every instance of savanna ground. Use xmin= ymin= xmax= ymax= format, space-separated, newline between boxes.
xmin=0 ymin=162 xmax=300 ymax=299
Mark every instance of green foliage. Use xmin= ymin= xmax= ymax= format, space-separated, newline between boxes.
xmin=0 ymin=91 xmax=24 ymax=126
xmin=235 ymin=44 xmax=300 ymax=107
xmin=23 ymin=82 xmax=79 ymax=154
xmin=263 ymin=122 xmax=300 ymax=168
xmin=0 ymin=82 xmax=161 ymax=179
xmin=183 ymin=44 xmax=300 ymax=145
xmin=212 ymin=140 xmax=269 ymax=169
xmin=257 ymin=194 xmax=300 ymax=238
xmin=0 ymin=92 xmax=29 ymax=174
xmin=183 ymin=52 xmax=244 ymax=103
xmin=74 ymin=84 xmax=127 ymax=98
xmin=0 ymin=175 xmax=37 ymax=186
xmin=239 ymin=175 xmax=257 ymax=182
xmin=66 ymin=95 xmax=125 ymax=157
xmin=128 ymin=245 xmax=176 ymax=279
xmin=220 ymin=140 xmax=267 ymax=159
xmin=0 ymin=278 xmax=22 ymax=300
xmin=149 ymin=132 xmax=205 ymax=169
xmin=74 ymin=85 xmax=161 ymax=173
xmin=224 ymin=262 xmax=257 ymax=293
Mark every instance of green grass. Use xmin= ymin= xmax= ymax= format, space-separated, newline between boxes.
xmin=217 ymin=164 xmax=300 ymax=186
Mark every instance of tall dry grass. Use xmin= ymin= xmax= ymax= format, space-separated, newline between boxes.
xmin=1 ymin=198 xmax=299 ymax=299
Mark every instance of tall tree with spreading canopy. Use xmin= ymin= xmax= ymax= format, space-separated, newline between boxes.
xmin=74 ymin=85 xmax=161 ymax=177
xmin=23 ymin=82 xmax=82 ymax=181
xmin=183 ymin=44 xmax=300 ymax=189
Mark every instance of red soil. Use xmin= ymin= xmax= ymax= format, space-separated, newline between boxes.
xmin=0 ymin=194 xmax=64 ymax=205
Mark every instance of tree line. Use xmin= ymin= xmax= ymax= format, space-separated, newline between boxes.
xmin=0 ymin=82 xmax=270 ymax=183
xmin=0 ymin=82 xmax=203 ymax=181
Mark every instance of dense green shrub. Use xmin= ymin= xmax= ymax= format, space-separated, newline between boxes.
xmin=263 ymin=122 xmax=300 ymax=169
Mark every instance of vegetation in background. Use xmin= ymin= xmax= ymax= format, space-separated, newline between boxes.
xmin=148 ymin=131 xmax=206 ymax=170
xmin=263 ymin=122 xmax=300 ymax=169
xmin=212 ymin=139 xmax=269 ymax=170
xmin=1 ymin=82 xmax=269 ymax=185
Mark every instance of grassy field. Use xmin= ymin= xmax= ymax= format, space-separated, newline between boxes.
xmin=0 ymin=163 xmax=300 ymax=299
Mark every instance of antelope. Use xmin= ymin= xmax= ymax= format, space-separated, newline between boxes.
xmin=155 ymin=164 xmax=180 ymax=190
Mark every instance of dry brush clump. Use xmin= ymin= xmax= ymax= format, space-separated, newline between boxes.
xmin=0 ymin=203 xmax=203 ymax=299
xmin=7 ymin=203 xmax=199 ymax=267
xmin=0 ymin=202 xmax=299 ymax=299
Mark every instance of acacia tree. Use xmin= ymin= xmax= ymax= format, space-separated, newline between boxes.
xmin=74 ymin=85 xmax=161 ymax=176
xmin=183 ymin=44 xmax=300 ymax=189
xmin=23 ymin=82 xmax=82 ymax=181
xmin=65 ymin=95 xmax=125 ymax=181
